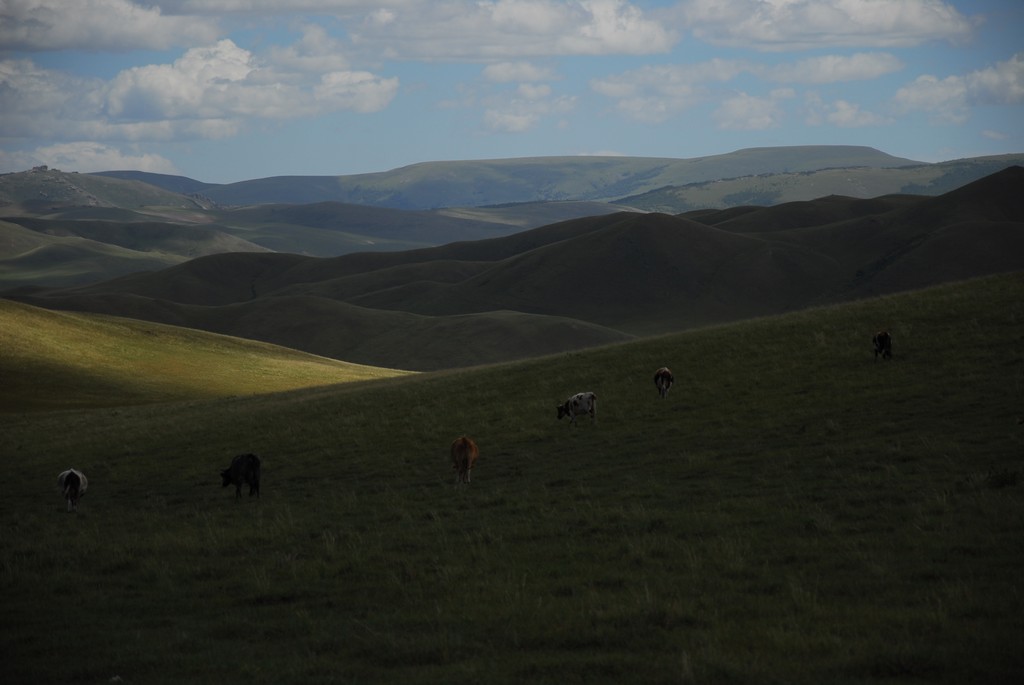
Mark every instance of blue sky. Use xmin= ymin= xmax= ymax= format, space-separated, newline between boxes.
xmin=1 ymin=0 xmax=1021 ymax=183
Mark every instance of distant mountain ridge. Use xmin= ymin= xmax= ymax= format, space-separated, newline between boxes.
xmin=12 ymin=166 xmax=1023 ymax=371
xmin=95 ymin=145 xmax=920 ymax=209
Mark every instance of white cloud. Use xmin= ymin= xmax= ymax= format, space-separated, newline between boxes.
xmin=826 ymin=100 xmax=889 ymax=127
xmin=0 ymin=38 xmax=399 ymax=146
xmin=893 ymin=53 xmax=1024 ymax=123
xmin=803 ymin=92 xmax=890 ymax=128
xmin=763 ymin=53 xmax=904 ymax=84
xmin=350 ymin=0 xmax=677 ymax=59
xmin=484 ymin=109 xmax=539 ymax=133
xmin=982 ymin=129 xmax=1008 ymax=141
xmin=483 ymin=62 xmax=556 ymax=83
xmin=714 ymin=89 xmax=794 ymax=130
xmin=483 ymin=87 xmax=576 ymax=133
xmin=105 ymin=40 xmax=258 ymax=121
xmin=268 ymin=23 xmax=352 ymax=74
xmin=590 ymin=61 xmax=744 ymax=123
xmin=680 ymin=0 xmax=975 ymax=51
xmin=314 ymin=71 xmax=400 ymax=112
xmin=0 ymin=142 xmax=179 ymax=174
xmin=0 ymin=0 xmax=218 ymax=51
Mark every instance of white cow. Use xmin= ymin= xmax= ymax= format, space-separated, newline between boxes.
xmin=57 ymin=468 xmax=88 ymax=512
xmin=557 ymin=392 xmax=597 ymax=425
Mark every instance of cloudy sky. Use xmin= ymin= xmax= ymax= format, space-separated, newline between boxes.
xmin=1 ymin=0 xmax=1021 ymax=183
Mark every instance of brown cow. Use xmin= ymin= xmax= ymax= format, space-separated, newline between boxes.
xmin=654 ymin=367 xmax=674 ymax=399
xmin=451 ymin=436 xmax=479 ymax=484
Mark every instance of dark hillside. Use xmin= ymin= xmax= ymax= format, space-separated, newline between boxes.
xmin=894 ymin=164 xmax=1024 ymax=225
xmin=348 ymin=213 xmax=832 ymax=330
xmin=55 ymin=252 xmax=310 ymax=306
xmin=765 ymin=166 xmax=1024 ymax=299
xmin=711 ymin=194 xmax=921 ymax=233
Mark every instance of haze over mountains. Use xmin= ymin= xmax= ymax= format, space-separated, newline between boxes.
xmin=94 ymin=146 xmax=924 ymax=208
xmin=2 ymin=146 xmax=1023 ymax=292
xmin=8 ymin=162 xmax=1023 ymax=372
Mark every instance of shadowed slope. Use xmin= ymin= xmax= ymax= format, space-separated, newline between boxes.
xmin=347 ymin=212 xmax=837 ymax=332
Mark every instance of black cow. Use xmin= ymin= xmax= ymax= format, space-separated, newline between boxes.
xmin=221 ymin=453 xmax=261 ymax=499
xmin=873 ymin=331 xmax=892 ymax=360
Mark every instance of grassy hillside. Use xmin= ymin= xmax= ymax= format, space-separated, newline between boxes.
xmin=0 ymin=220 xmax=196 ymax=290
xmin=0 ymin=166 xmax=206 ymax=211
xmin=0 ymin=299 xmax=411 ymax=412
xmin=617 ymin=154 xmax=1024 ymax=213
xmin=108 ymin=146 xmax=917 ymax=208
xmin=0 ymin=218 xmax=271 ymax=290
xmin=1 ymin=273 xmax=1022 ymax=684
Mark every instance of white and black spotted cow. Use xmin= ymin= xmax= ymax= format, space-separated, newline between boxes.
xmin=57 ymin=468 xmax=88 ymax=512
xmin=557 ymin=392 xmax=597 ymax=426
xmin=654 ymin=367 xmax=674 ymax=399
xmin=873 ymin=331 xmax=893 ymax=360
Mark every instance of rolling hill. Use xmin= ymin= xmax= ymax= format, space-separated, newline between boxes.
xmin=0 ymin=298 xmax=411 ymax=412
xmin=10 ymin=167 xmax=1023 ymax=370
xmin=3 ymin=147 xmax=1022 ymax=293
xmin=96 ymin=145 xmax=919 ymax=208
xmin=0 ymin=173 xmax=634 ymax=288
xmin=2 ymin=272 xmax=1022 ymax=683
xmin=618 ymin=153 xmax=1024 ymax=213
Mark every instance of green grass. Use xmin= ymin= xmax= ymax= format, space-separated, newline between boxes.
xmin=0 ymin=299 xmax=411 ymax=411
xmin=1 ymin=273 xmax=1023 ymax=684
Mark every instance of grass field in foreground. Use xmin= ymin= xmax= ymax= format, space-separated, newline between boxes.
xmin=1 ymin=272 xmax=1022 ymax=684
xmin=0 ymin=298 xmax=411 ymax=411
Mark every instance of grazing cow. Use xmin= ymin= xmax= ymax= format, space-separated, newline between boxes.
xmin=451 ymin=436 xmax=479 ymax=484
xmin=654 ymin=367 xmax=674 ymax=399
xmin=220 ymin=453 xmax=261 ymax=499
xmin=557 ymin=392 xmax=598 ymax=425
xmin=57 ymin=468 xmax=88 ymax=512
xmin=873 ymin=331 xmax=893 ymax=360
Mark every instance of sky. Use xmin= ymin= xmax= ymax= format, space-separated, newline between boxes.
xmin=1 ymin=0 xmax=1022 ymax=184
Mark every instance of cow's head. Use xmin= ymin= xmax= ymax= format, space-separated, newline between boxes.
xmin=220 ymin=469 xmax=232 ymax=487
xmin=557 ymin=403 xmax=570 ymax=420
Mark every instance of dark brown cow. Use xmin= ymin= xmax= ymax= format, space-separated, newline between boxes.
xmin=873 ymin=331 xmax=893 ymax=360
xmin=654 ymin=367 xmax=674 ymax=399
xmin=451 ymin=436 xmax=479 ymax=484
xmin=221 ymin=453 xmax=261 ymax=499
